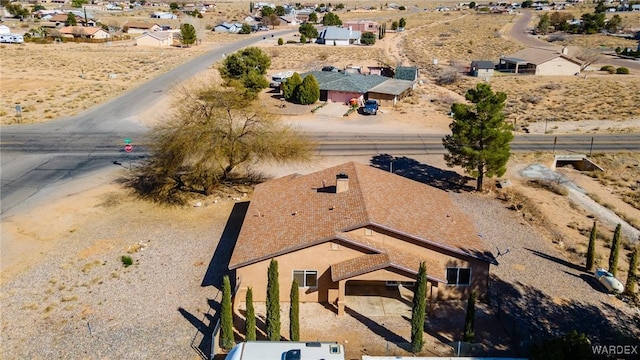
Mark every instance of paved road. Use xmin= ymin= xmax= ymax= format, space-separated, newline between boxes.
xmin=510 ymin=10 xmax=640 ymax=70
xmin=0 ymin=30 xmax=295 ymax=216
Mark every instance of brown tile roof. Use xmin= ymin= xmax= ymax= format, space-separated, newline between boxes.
xmin=229 ymin=162 xmax=495 ymax=270
xmin=331 ymin=249 xmax=445 ymax=283
xmin=59 ymin=26 xmax=105 ymax=36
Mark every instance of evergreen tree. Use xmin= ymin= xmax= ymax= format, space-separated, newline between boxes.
xmin=289 ymin=279 xmax=300 ymax=341
xmin=180 ymin=23 xmax=197 ymax=47
xmin=360 ymin=32 xmax=376 ymax=45
xmin=442 ymin=83 xmax=513 ymax=191
xmin=299 ymin=23 xmax=318 ymax=40
xmin=66 ymin=13 xmax=77 ymax=26
xmin=221 ymin=275 xmax=235 ymax=350
xmin=463 ymin=292 xmax=476 ymax=343
xmin=399 ymin=17 xmax=406 ymax=29
xmin=586 ymin=221 xmax=597 ymax=271
xmin=278 ymin=37 xmax=284 ymax=46
xmin=322 ymin=12 xmax=342 ymax=26
xmin=623 ymin=245 xmax=638 ymax=297
xmin=536 ymin=13 xmax=551 ymax=34
xmin=608 ymin=224 xmax=622 ymax=276
xmin=295 ymin=75 xmax=320 ymax=105
xmin=266 ymin=259 xmax=281 ymax=341
xmin=245 ymin=287 xmax=256 ymax=341
xmin=283 ymin=72 xmax=302 ymax=101
xmin=411 ymin=262 xmax=427 ymax=353
xmin=308 ymin=12 xmax=318 ymax=23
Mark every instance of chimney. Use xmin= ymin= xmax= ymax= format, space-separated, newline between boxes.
xmin=561 ymin=47 xmax=569 ymax=55
xmin=336 ymin=173 xmax=349 ymax=193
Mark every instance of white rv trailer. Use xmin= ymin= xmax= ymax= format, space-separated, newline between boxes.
xmin=225 ymin=341 xmax=345 ymax=360
xmin=269 ymin=71 xmax=294 ymax=88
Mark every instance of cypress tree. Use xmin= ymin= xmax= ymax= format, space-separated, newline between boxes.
xmin=221 ymin=275 xmax=235 ymax=350
xmin=282 ymin=72 xmax=302 ymax=102
xmin=586 ymin=221 xmax=597 ymax=271
xmin=295 ymin=74 xmax=320 ymax=105
xmin=623 ymin=246 xmax=638 ymax=297
xmin=411 ymin=262 xmax=427 ymax=353
xmin=266 ymin=259 xmax=281 ymax=341
xmin=245 ymin=287 xmax=256 ymax=341
xmin=608 ymin=224 xmax=622 ymax=276
xmin=289 ymin=279 xmax=300 ymax=341
xmin=463 ymin=291 xmax=477 ymax=343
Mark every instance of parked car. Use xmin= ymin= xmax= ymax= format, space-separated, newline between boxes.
xmin=594 ymin=268 xmax=624 ymax=293
xmin=361 ymin=99 xmax=378 ymax=115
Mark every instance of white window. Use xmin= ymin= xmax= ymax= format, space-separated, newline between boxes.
xmin=293 ymin=270 xmax=318 ymax=288
xmin=446 ymin=268 xmax=471 ymax=286
xmin=364 ymin=228 xmax=373 ymax=236
xmin=330 ymin=242 xmax=340 ymax=250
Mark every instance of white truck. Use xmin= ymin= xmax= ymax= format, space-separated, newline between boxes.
xmin=225 ymin=341 xmax=345 ymax=360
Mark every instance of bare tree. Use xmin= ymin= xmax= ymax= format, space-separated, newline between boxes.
xmin=128 ymin=84 xmax=314 ymax=203
xmin=574 ymin=49 xmax=602 ymax=71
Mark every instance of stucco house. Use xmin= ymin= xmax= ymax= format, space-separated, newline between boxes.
xmin=229 ymin=162 xmax=497 ymax=315
xmin=299 ymin=71 xmax=414 ymax=105
xmin=343 ymin=20 xmax=379 ymax=33
xmin=470 ymin=60 xmax=495 ymax=80
xmin=124 ymin=21 xmax=162 ymax=34
xmin=498 ymin=47 xmax=583 ymax=75
xmin=135 ymin=30 xmax=176 ymax=46
xmin=317 ymin=26 xmax=361 ymax=45
xmin=49 ymin=13 xmax=97 ymax=27
xmin=58 ymin=26 xmax=110 ymax=39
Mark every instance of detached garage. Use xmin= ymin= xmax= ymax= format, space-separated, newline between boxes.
xmin=366 ymin=78 xmax=414 ymax=106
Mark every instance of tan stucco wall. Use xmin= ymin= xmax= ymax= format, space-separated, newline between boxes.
xmin=536 ymin=57 xmax=581 ymax=76
xmin=136 ymin=35 xmax=171 ymax=47
xmin=345 ymin=226 xmax=490 ymax=299
xmin=235 ymin=241 xmax=369 ymax=304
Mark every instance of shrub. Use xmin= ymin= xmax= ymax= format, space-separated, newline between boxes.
xmin=600 ymin=65 xmax=615 ymax=73
xmin=616 ymin=67 xmax=629 ymax=74
xmin=300 ymin=34 xmax=306 ymax=43
xmin=295 ymin=75 xmax=320 ymax=105
xmin=121 ymin=255 xmax=133 ymax=267
xmin=277 ymin=37 xmax=283 ymax=45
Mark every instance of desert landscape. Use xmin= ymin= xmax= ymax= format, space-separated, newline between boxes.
xmin=1 ymin=0 xmax=640 ymax=359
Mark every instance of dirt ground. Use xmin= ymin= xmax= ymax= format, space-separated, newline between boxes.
xmin=1 ymin=2 xmax=639 ymax=358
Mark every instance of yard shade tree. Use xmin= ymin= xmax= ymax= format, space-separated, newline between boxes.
xmin=322 ymin=12 xmax=342 ymax=26
xmin=442 ymin=83 xmax=513 ymax=192
xmin=295 ymin=75 xmax=320 ymax=105
xmin=586 ymin=221 xmax=597 ymax=271
xmin=623 ymin=245 xmax=638 ymax=297
xmin=180 ymin=23 xmax=197 ymax=47
xmin=220 ymin=47 xmax=271 ymax=96
xmin=410 ymin=262 xmax=427 ymax=353
xmin=308 ymin=12 xmax=318 ymax=23
xmin=245 ymin=287 xmax=256 ymax=341
xmin=360 ymin=32 xmax=376 ymax=45
xmin=299 ymin=23 xmax=319 ymax=40
xmin=266 ymin=259 xmax=281 ymax=341
xmin=239 ymin=23 xmax=252 ymax=34
xmin=536 ymin=13 xmax=551 ymax=34
xmin=221 ymin=275 xmax=235 ymax=350
xmin=289 ymin=279 xmax=300 ymax=341
xmin=283 ymin=72 xmax=302 ymax=101
xmin=608 ymin=224 xmax=622 ymax=276
xmin=261 ymin=6 xmax=275 ymax=17
xmin=66 ymin=12 xmax=77 ymax=26
xmin=128 ymin=85 xmax=313 ymax=203
xmin=462 ymin=291 xmax=476 ymax=343
xmin=275 ymin=5 xmax=286 ymax=16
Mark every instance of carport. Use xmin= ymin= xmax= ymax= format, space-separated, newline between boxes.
xmin=345 ymin=280 xmax=413 ymax=316
xmin=366 ymin=78 xmax=415 ymax=107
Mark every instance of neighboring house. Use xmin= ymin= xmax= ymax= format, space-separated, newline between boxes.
xmin=279 ymin=15 xmax=299 ymax=26
xmin=135 ymin=30 xmax=176 ymax=46
xmin=343 ymin=20 xmax=379 ymax=33
xmin=367 ymin=78 xmax=415 ymax=106
xmin=470 ymin=60 xmax=495 ymax=80
xmin=124 ymin=22 xmax=162 ymax=33
xmin=151 ymin=12 xmax=177 ymax=19
xmin=58 ymin=26 xmax=110 ymax=39
xmin=213 ymin=22 xmax=243 ymax=33
xmin=300 ymin=70 xmax=414 ymax=105
xmin=394 ymin=66 xmax=419 ymax=82
xmin=49 ymin=13 xmax=97 ymax=27
xmin=0 ymin=25 xmax=10 ymax=35
xmin=498 ymin=47 xmax=583 ymax=75
xmin=229 ymin=162 xmax=497 ymax=316
xmin=317 ymin=26 xmax=361 ymax=45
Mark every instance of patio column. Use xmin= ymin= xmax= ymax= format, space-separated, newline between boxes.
xmin=337 ymin=280 xmax=346 ymax=316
